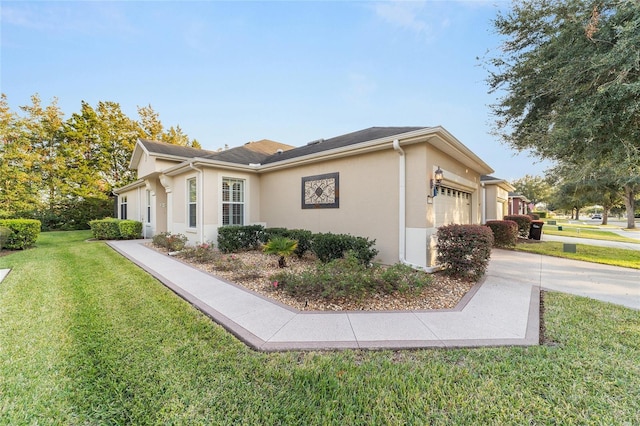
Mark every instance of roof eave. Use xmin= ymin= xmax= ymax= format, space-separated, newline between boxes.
xmin=161 ymin=158 xmax=260 ymax=176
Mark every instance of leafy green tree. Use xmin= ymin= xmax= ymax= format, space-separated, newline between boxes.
xmin=19 ymin=94 xmax=68 ymax=214
xmin=487 ymin=0 xmax=640 ymax=228
xmin=0 ymin=94 xmax=41 ymax=216
xmin=510 ymin=174 xmax=552 ymax=206
xmin=137 ymin=104 xmax=164 ymax=141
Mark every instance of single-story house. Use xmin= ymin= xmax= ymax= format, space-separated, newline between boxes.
xmin=508 ymin=192 xmax=530 ymax=215
xmin=114 ymin=126 xmax=499 ymax=270
xmin=480 ymin=175 xmax=515 ymax=222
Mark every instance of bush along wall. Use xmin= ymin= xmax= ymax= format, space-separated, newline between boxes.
xmin=89 ymin=218 xmax=142 ymax=240
xmin=503 ymin=215 xmax=533 ymax=238
xmin=218 ymin=225 xmax=378 ymax=264
xmin=0 ymin=219 xmax=41 ymax=250
xmin=485 ymin=220 xmax=519 ymax=247
xmin=217 ymin=225 xmax=267 ymax=253
xmin=436 ymin=224 xmax=494 ymax=280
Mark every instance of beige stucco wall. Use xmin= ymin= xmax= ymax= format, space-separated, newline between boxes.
xmin=164 ymin=168 xmax=262 ymax=245
xmin=259 ymin=149 xmax=401 ymax=264
xmin=136 ymin=155 xmax=182 ymax=179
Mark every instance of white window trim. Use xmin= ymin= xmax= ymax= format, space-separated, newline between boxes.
xmin=120 ymin=195 xmax=128 ymax=220
xmin=220 ymin=176 xmax=248 ymax=226
xmin=187 ymin=176 xmax=197 ymax=229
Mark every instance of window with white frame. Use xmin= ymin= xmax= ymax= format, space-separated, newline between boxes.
xmin=120 ymin=196 xmax=128 ymax=219
xmin=146 ymin=190 xmax=151 ymax=223
xmin=222 ymin=178 xmax=244 ymax=225
xmin=187 ymin=177 xmax=197 ymax=228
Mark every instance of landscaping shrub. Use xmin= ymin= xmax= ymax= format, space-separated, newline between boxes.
xmin=118 ymin=220 xmax=142 ymax=239
xmin=0 ymin=226 xmax=12 ymax=249
xmin=263 ymin=228 xmax=289 ymax=240
xmin=271 ymin=252 xmax=431 ymax=300
xmin=217 ymin=225 xmax=266 ymax=253
xmin=311 ymin=232 xmax=378 ymax=264
xmin=179 ymin=242 xmax=216 ymax=263
xmin=263 ymin=236 xmax=298 ymax=268
xmin=89 ymin=218 xmax=121 ymax=240
xmin=0 ymin=219 xmax=41 ymax=249
xmin=503 ymin=214 xmax=532 ymax=238
xmin=485 ymin=220 xmax=518 ymax=247
xmin=533 ymin=211 xmax=547 ymax=219
xmin=287 ymin=229 xmax=314 ymax=259
xmin=436 ymin=224 xmax=494 ymax=280
xmin=528 ymin=213 xmax=540 ymax=220
xmin=263 ymin=228 xmax=313 ymax=258
xmin=151 ymin=232 xmax=188 ymax=252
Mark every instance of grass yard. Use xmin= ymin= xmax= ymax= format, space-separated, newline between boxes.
xmin=543 ymin=226 xmax=640 ymax=243
xmin=1 ymin=231 xmax=639 ymax=424
xmin=515 ymin=241 xmax=640 ymax=269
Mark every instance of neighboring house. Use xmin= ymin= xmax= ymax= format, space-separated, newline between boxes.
xmin=481 ymin=175 xmax=515 ymax=222
xmin=508 ymin=192 xmax=530 ymax=215
xmin=114 ymin=127 xmax=494 ymax=270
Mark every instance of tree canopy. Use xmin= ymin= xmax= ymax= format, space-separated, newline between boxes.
xmin=487 ymin=0 xmax=640 ymax=227
xmin=0 ymin=94 xmax=199 ymax=229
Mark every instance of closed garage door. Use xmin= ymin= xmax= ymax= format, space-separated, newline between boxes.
xmin=434 ymin=186 xmax=472 ymax=226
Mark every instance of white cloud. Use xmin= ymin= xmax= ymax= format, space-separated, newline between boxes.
xmin=373 ymin=0 xmax=429 ymax=35
xmin=1 ymin=3 xmax=136 ymax=36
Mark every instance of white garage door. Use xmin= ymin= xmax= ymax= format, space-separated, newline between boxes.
xmin=434 ymin=186 xmax=472 ymax=226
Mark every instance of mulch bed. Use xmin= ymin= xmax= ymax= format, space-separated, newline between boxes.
xmin=153 ymin=245 xmax=477 ymax=312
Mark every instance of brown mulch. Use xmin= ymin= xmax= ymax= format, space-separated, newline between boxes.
xmin=153 ymin=245 xmax=477 ymax=312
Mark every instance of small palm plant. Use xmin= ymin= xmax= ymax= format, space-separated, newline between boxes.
xmin=263 ymin=236 xmax=298 ymax=268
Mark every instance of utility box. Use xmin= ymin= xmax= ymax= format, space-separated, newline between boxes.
xmin=563 ymin=243 xmax=577 ymax=253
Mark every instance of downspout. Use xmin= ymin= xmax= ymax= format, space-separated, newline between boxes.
xmin=393 ymin=140 xmax=426 ymax=270
xmin=481 ymin=182 xmax=486 ymax=224
xmin=189 ymin=162 xmax=204 ymax=244
xmin=392 ymin=140 xmax=406 ymax=263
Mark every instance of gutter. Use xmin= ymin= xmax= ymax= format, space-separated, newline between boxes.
xmin=481 ymin=182 xmax=486 ymax=224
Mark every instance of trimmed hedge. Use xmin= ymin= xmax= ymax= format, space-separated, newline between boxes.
xmin=217 ymin=225 xmax=266 ymax=253
xmin=89 ymin=219 xmax=121 ymax=240
xmin=0 ymin=226 xmax=10 ymax=249
xmin=485 ymin=220 xmax=518 ymax=247
xmin=533 ymin=211 xmax=547 ymax=219
xmin=89 ymin=218 xmax=142 ymax=240
xmin=503 ymin=215 xmax=532 ymax=238
xmin=118 ymin=220 xmax=143 ymax=239
xmin=219 ymin=226 xmax=378 ymax=264
xmin=0 ymin=219 xmax=41 ymax=250
xmin=436 ymin=224 xmax=494 ymax=279
xmin=311 ymin=232 xmax=378 ymax=265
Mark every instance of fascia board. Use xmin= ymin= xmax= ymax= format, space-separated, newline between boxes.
xmin=427 ymin=127 xmax=495 ymax=175
xmin=482 ymin=178 xmax=516 ymax=192
xmin=161 ymin=158 xmax=259 ymax=176
xmin=128 ymin=139 xmax=149 ymax=170
xmin=113 ymin=179 xmax=145 ymax=194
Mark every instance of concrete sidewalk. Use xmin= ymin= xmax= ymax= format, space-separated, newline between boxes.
xmin=107 ymin=241 xmax=638 ymax=351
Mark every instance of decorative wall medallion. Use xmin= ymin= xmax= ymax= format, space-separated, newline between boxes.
xmin=301 ymin=172 xmax=339 ymax=209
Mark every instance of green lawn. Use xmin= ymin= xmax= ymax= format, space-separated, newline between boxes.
xmin=1 ymin=231 xmax=639 ymax=424
xmin=515 ymin=241 xmax=640 ymax=269
xmin=543 ymin=226 xmax=640 ymax=243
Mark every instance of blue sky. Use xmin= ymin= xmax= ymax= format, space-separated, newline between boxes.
xmin=1 ymin=0 xmax=551 ymax=180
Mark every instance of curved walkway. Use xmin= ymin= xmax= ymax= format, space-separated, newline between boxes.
xmin=108 ymin=240 xmax=639 ymax=352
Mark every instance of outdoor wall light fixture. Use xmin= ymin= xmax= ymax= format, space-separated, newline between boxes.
xmin=430 ymin=166 xmax=444 ymax=197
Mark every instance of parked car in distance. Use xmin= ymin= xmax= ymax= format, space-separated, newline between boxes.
xmin=591 ymin=214 xmax=602 ymax=220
